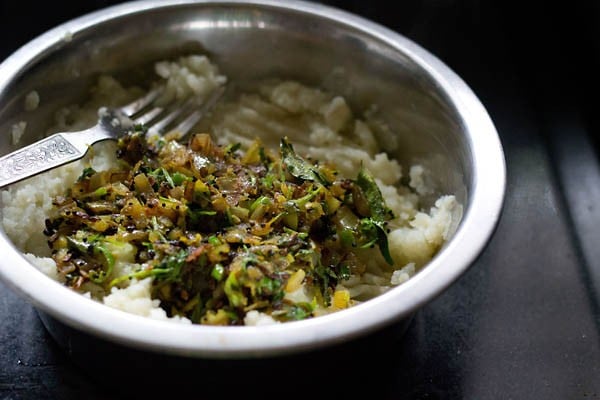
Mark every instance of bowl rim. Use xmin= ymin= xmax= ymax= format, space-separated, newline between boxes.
xmin=0 ymin=0 xmax=506 ymax=358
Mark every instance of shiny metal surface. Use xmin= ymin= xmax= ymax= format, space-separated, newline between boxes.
xmin=0 ymin=0 xmax=505 ymax=358
xmin=0 ymin=83 xmax=224 ymax=188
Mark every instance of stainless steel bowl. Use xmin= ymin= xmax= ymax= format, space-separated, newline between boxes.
xmin=0 ymin=0 xmax=505 ymax=359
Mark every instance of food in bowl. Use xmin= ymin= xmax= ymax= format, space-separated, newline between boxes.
xmin=1 ymin=54 xmax=461 ymax=326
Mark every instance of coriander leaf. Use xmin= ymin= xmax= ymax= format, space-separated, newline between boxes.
xmin=225 ymin=142 xmax=242 ymax=155
xmin=153 ymin=249 xmax=189 ymax=283
xmin=77 ymin=167 xmax=96 ymax=182
xmin=148 ymin=167 xmax=174 ymax=188
xmin=286 ymin=303 xmax=312 ymax=320
xmin=257 ymin=276 xmax=284 ymax=302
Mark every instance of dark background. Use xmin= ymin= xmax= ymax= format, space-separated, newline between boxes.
xmin=1 ymin=0 xmax=600 ymax=399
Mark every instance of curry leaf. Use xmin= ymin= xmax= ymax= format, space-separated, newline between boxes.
xmin=359 ymin=218 xmax=394 ymax=265
xmin=153 ymin=249 xmax=189 ymax=283
xmin=280 ymin=137 xmax=329 ymax=185
xmin=355 ymin=166 xmax=394 ymax=222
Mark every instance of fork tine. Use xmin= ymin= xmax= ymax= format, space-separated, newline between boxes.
xmin=146 ymin=96 xmax=197 ymax=137
xmin=132 ymin=106 xmax=165 ymax=126
xmin=119 ymin=86 xmax=163 ymax=117
xmin=166 ymin=86 xmax=226 ymax=141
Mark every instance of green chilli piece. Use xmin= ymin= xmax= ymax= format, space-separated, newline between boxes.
xmin=89 ymin=243 xmax=115 ymax=283
xmin=224 ymin=271 xmax=246 ymax=307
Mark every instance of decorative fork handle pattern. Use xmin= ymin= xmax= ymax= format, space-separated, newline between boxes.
xmin=0 ymin=132 xmax=87 ymax=188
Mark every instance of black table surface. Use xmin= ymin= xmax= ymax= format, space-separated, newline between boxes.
xmin=1 ymin=1 xmax=600 ymax=399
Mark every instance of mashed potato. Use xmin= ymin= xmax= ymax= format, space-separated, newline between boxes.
xmin=1 ymin=55 xmax=461 ymax=325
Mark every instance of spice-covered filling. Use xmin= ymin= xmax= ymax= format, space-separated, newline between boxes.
xmin=43 ymin=127 xmax=394 ymax=325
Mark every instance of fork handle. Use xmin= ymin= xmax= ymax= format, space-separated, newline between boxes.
xmin=0 ymin=130 xmax=98 ymax=189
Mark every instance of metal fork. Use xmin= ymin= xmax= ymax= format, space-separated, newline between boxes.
xmin=0 ymin=85 xmax=225 ymax=189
